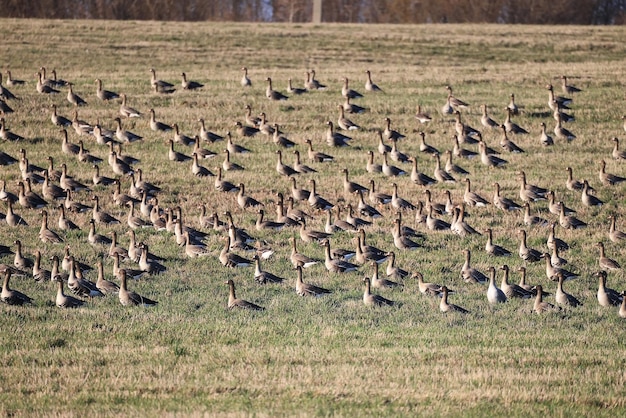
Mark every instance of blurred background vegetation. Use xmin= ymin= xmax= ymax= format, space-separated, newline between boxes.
xmin=0 ymin=0 xmax=624 ymax=24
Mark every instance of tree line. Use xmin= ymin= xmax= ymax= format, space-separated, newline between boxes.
xmin=0 ymin=0 xmax=624 ymax=24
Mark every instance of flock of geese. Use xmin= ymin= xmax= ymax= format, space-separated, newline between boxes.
xmin=1 ymin=64 xmax=626 ymax=318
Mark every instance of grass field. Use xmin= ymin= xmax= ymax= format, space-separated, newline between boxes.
xmin=1 ymin=19 xmax=626 ymax=416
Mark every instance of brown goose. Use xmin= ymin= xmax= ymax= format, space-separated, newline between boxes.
xmin=609 ymin=215 xmax=626 ymax=243
xmin=114 ymin=117 xmax=142 ymax=143
xmin=252 ymin=255 xmax=284 ymax=285
xmin=295 ymin=266 xmax=331 ymax=297
xmin=560 ymin=75 xmax=582 ymax=95
xmin=565 ymin=167 xmax=584 ymax=191
xmin=484 ymin=228 xmax=511 ymax=257
xmin=240 ymin=67 xmax=252 ymax=87
xmin=290 ymin=237 xmax=319 ymax=269
xmin=500 ymin=265 xmax=533 ymax=299
xmin=219 ymin=237 xmax=252 ymax=268
xmin=461 ymin=249 xmax=488 ymax=284
xmin=54 ymin=275 xmax=83 ymax=308
xmin=95 ymin=260 xmax=119 ymax=295
xmin=596 ymin=270 xmax=623 ymax=307
xmin=518 ymin=171 xmax=547 ymax=202
xmin=599 ymin=159 xmax=626 ymax=186
xmin=337 ymin=105 xmax=359 ymax=131
xmin=503 ymin=108 xmax=528 ymax=135
xmin=237 ymin=183 xmax=263 ymax=210
xmin=383 ymin=117 xmax=406 ymax=141
xmin=308 ymin=179 xmax=333 ymax=211
xmin=265 ymin=77 xmax=288 ymax=101
xmin=409 ymin=156 xmax=437 ymax=186
xmin=1 ymin=271 xmax=32 ymax=305
xmin=581 ymin=180 xmax=603 ymax=207
xmin=440 ymin=286 xmax=468 ymax=314
xmin=480 ymin=104 xmax=499 ymax=129
xmin=214 ymin=167 xmax=239 ymax=193
xmin=518 ymin=229 xmax=542 ymax=262
xmin=370 ymin=261 xmax=402 ymax=289
xmin=385 ymin=251 xmax=409 ymax=280
xmin=256 ymin=209 xmax=284 ymax=231
xmin=342 ymin=168 xmax=367 ymax=195
xmin=343 ymin=96 xmax=366 ymax=114
xmin=596 ymin=242 xmax=621 ymax=271
xmin=558 ymin=202 xmax=586 ymax=230
xmin=118 ymin=269 xmax=158 ymax=307
xmin=478 ymin=140 xmax=507 ymax=168
xmin=523 ymin=203 xmax=549 ymax=227
xmin=91 ymin=195 xmax=120 ymax=226
xmin=555 ymin=272 xmax=582 ymax=308
xmin=492 ymin=182 xmax=522 ymax=212
xmin=293 ymin=150 xmax=316 ymax=174
xmin=611 ymin=137 xmax=626 ymax=160
xmin=225 ymin=279 xmax=263 ymax=310
xmin=391 ymin=183 xmax=415 ymax=212
xmin=341 ymin=77 xmax=363 ymax=99
xmin=57 ymin=205 xmax=79 ymax=231
xmin=462 ymin=178 xmax=488 ymax=207
xmin=487 ymin=267 xmax=507 ymax=304
xmin=415 ymin=105 xmax=432 ymax=124
xmin=305 ymin=139 xmax=334 ymax=163
xmin=67 ymin=256 xmax=103 ymax=298
xmin=39 ymin=210 xmax=63 ymax=243
xmin=323 ymin=239 xmax=358 ymax=273
xmin=543 ymin=253 xmax=578 ymax=281
xmin=368 ymin=179 xmax=391 ymax=205
xmin=66 ymin=83 xmax=86 ymax=107
xmin=364 ymin=70 xmax=383 ymax=92
xmin=538 ymin=122 xmax=554 ymax=146
xmin=451 ymin=205 xmax=480 ymax=237
xmin=276 ymin=150 xmax=298 ymax=177
xmin=363 ymin=277 xmax=394 ymax=307
xmin=287 ymin=77 xmax=306 ymax=95
xmin=290 ymin=177 xmax=310 ymax=201
xmin=326 ymin=121 xmax=351 ymax=147
xmin=532 ymin=285 xmax=560 ymax=314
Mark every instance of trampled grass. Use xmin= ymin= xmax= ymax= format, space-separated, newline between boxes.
xmin=1 ymin=19 xmax=626 ymax=416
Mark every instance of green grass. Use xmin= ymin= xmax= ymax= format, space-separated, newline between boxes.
xmin=1 ymin=19 xmax=626 ymax=416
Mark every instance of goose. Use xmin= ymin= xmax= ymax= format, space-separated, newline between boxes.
xmin=500 ymin=265 xmax=533 ymax=298
xmin=391 ymin=217 xmax=419 ymax=250
xmin=341 ymin=77 xmax=363 ymax=99
xmin=1 ymin=271 xmax=32 ymax=305
xmin=426 ymin=205 xmax=451 ymax=231
xmin=191 ymin=137 xmax=217 ymax=161
xmin=5 ymin=70 xmax=25 ymax=87
xmin=417 ymin=132 xmax=440 ymax=156
xmin=487 ymin=267 xmax=507 ymax=304
xmin=431 ymin=154 xmax=454 ymax=183
xmin=288 ymin=151 xmax=315 ymax=175
xmin=299 ymin=218 xmax=331 ymax=244
xmin=308 ymin=70 xmax=326 ymax=90
xmin=308 ymin=179 xmax=333 ymax=211
xmin=91 ymin=195 xmax=120 ymax=226
xmin=409 ymin=156 xmax=437 ymax=186
xmin=165 ymin=139 xmax=190 ymax=163
xmin=597 ymin=242 xmax=621 ymax=271
xmin=377 ymin=131 xmax=392 ymax=154
xmin=389 ymin=140 xmax=410 ymax=165
xmin=546 ymin=84 xmax=572 ymax=111
xmin=294 ymin=265 xmax=331 ymax=297
xmin=337 ymin=105 xmax=359 ymax=130
xmin=413 ymin=271 xmax=446 ymax=296
xmin=492 ymin=182 xmax=522 ymax=212
xmin=518 ymin=229 xmax=542 ymax=262
xmin=114 ymin=117 xmax=143 ymax=143
xmin=214 ymin=168 xmax=239 ymax=193
xmin=172 ymin=123 xmax=194 ymax=146
xmin=286 ymin=77 xmax=306 ymax=95
xmin=274 ymin=193 xmax=300 ymax=227
xmin=423 ymin=189 xmax=447 ymax=215
xmin=92 ymin=124 xmax=115 ymax=145
xmin=0 ymin=147 xmax=17 ymax=166
xmin=558 ymin=202 xmax=586 ymax=230
xmin=325 ymin=208 xmax=355 ymax=233
xmin=543 ymin=253 xmax=578 ymax=281
xmin=180 ymin=231 xmax=210 ymax=258
xmin=368 ymin=261 xmax=402 ymax=289
xmin=112 ymin=180 xmax=139 ymax=207
xmin=180 ymin=72 xmax=203 ymax=90
xmin=63 ymin=189 xmax=91 ymax=214
xmin=32 ymin=250 xmax=51 ymax=282
xmin=452 ymin=135 xmax=479 ymax=160
xmin=554 ymin=105 xmax=575 ymax=123
xmin=323 ymin=239 xmax=358 ymax=273
xmin=234 ymin=121 xmax=259 ymax=138
xmin=236 ymin=183 xmax=263 ymax=210
xmin=532 ymin=285 xmax=560 ymax=313
xmin=95 ymin=260 xmax=119 ymax=295
xmin=503 ymin=108 xmax=528 ymax=134
xmin=523 ymin=203 xmax=549 ymax=227
xmin=191 ymin=153 xmax=214 ymax=178
xmin=36 ymin=71 xmax=59 ymax=94
xmin=54 ymin=275 xmax=83 ymax=308
xmin=454 ymin=111 xmax=479 ymax=143
xmin=484 ymin=228 xmax=511 ymax=257
xmin=148 ymin=108 xmax=172 ymax=132
xmin=219 ymin=237 xmax=252 ymax=268
xmin=415 ymin=105 xmax=432 ymax=124
xmin=118 ymin=93 xmax=141 ymax=118
xmin=599 ymin=159 xmax=626 ymax=186
xmin=258 ymin=113 xmax=275 ymax=136
xmin=462 ymin=178 xmax=489 ymax=207
xmin=197 ymin=118 xmax=223 ymax=143
xmin=611 ymin=137 xmax=626 ymax=160
xmin=580 ymin=180 xmax=603 ymax=207
xmin=355 ymin=233 xmax=389 ymax=264
xmin=0 ymin=118 xmax=24 ymax=141
xmin=117 ymin=269 xmax=158 ymax=307
xmin=108 ymin=151 xmax=134 ymax=177
xmin=564 ymin=167 xmax=584 ymax=192
xmin=355 ymin=190 xmax=382 ymax=219
xmin=367 ymin=179 xmax=391 ymax=205
xmin=385 ymin=251 xmax=409 ymax=280
xmin=107 ymin=231 xmax=129 ymax=261
xmin=255 ymin=209 xmax=284 ymax=231
xmin=461 ymin=249 xmax=488 ymax=284
xmin=111 ymin=252 xmax=145 ymax=281
xmin=13 ymin=240 xmax=33 ymax=270
xmin=547 ymin=191 xmax=574 ymax=216
xmin=364 ymin=70 xmax=383 ymax=92
xmin=480 ymin=104 xmax=499 ymax=129
xmin=3 ymin=197 xmax=23 ymax=227
xmin=499 ymin=125 xmax=525 ymax=153
xmin=609 ymin=215 xmax=626 ymax=243
xmin=383 ymin=117 xmax=405 ymax=141
xmin=596 ymin=270 xmax=623 ymax=307
xmin=363 ymin=277 xmax=394 ymax=307
xmin=58 ymin=130 xmax=79 ymax=157
xmin=94 ymin=78 xmax=119 ymax=101
xmin=288 ymin=177 xmax=310 ymax=202
xmin=554 ymin=113 xmax=576 ymax=142
xmin=478 ymin=140 xmax=507 ymax=168
xmin=440 ymin=286 xmax=468 ymax=314
xmin=137 ymin=243 xmax=166 ymax=274
xmin=445 ymin=85 xmax=469 ymax=110
xmin=538 ymin=122 xmax=554 ymax=146
xmin=66 ymin=257 xmax=103 ymax=298
xmin=518 ymin=171 xmax=547 ymax=202
xmin=17 ymin=181 xmax=46 ymax=209
xmin=391 ymin=183 xmax=415 ymax=211
xmin=66 ymin=83 xmax=86 ymax=106
xmin=220 ymin=149 xmax=245 ymax=171
xmin=560 ymin=75 xmax=581 ymax=94
xmin=57 ymin=205 xmax=79 ymax=231
xmin=381 ymin=152 xmax=407 ymax=177
xmin=250 ymin=254 xmax=284 ymax=285
xmin=555 ymin=272 xmax=582 ymax=308
xmin=49 ymin=105 xmax=71 ymax=128
xmin=265 ymin=77 xmax=288 ymax=101
xmin=516 ymin=266 xmax=538 ymax=295
xmin=126 ymin=202 xmax=150 ymax=230
xmin=452 ymin=205 xmax=480 ymax=237
xmin=276 ymin=150 xmax=298 ymax=177
xmin=41 ymin=170 xmax=66 ymax=201
xmin=342 ymin=168 xmax=367 ymax=196
xmin=343 ymin=96 xmax=367 ymax=114
xmin=549 ymin=242 xmax=568 ymax=267
xmin=289 ymin=237 xmax=319 ymax=269
xmin=326 ymin=121 xmax=351 ymax=147
xmin=305 ymin=139 xmax=333 ymax=163
xmin=444 ymin=150 xmax=469 ymax=176
xmin=240 ymin=67 xmax=252 ymax=87
xmin=76 ymin=141 xmax=101 ymax=164
xmin=149 ymin=68 xmax=174 ymax=92
xmin=272 ymin=124 xmax=296 ymax=148
xmin=87 ymin=218 xmax=111 ymax=246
